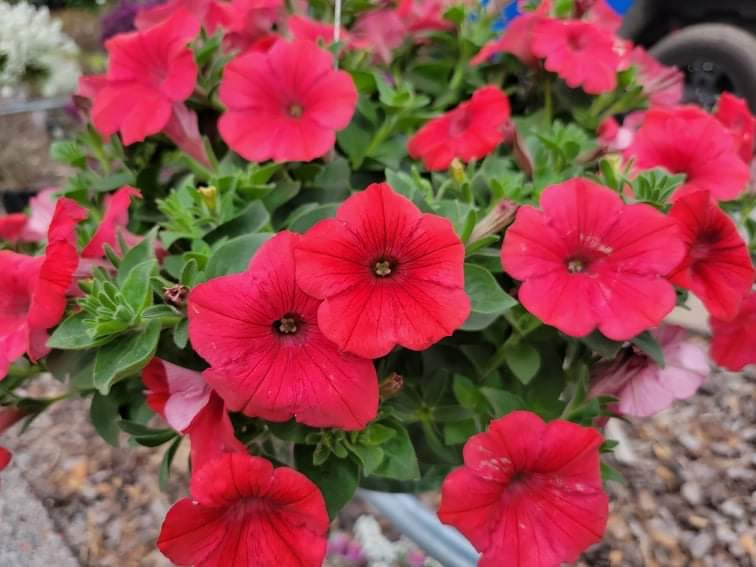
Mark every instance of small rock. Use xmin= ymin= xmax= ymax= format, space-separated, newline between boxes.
xmin=681 ymin=482 xmax=703 ymax=506
xmin=653 ymin=444 xmax=673 ymax=461
xmin=608 ymin=549 xmax=623 ymax=566
xmin=720 ymin=499 xmax=745 ymax=520
xmin=710 ymin=442 xmax=739 ymax=458
xmin=686 ymin=515 xmax=709 ymax=530
xmin=638 ymin=490 xmax=656 ymax=513
xmin=688 ymin=532 xmax=714 ymax=558
xmin=678 ymin=432 xmax=702 ymax=453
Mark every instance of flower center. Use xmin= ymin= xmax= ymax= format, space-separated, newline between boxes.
xmin=567 ymin=258 xmax=586 ymax=273
xmin=274 ymin=313 xmax=301 ymax=335
xmin=373 ymin=258 xmax=396 ymax=278
xmin=287 ymin=103 xmax=303 ymax=118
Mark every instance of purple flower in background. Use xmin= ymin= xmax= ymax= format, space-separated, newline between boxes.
xmin=100 ymin=0 xmax=165 ymax=42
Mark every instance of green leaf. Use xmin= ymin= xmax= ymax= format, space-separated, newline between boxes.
xmin=117 ymin=228 xmax=157 ymax=286
xmin=120 ymin=260 xmax=157 ymax=315
xmin=350 ymin=445 xmax=384 ymax=475
xmin=93 ymin=319 xmax=161 ymax=395
xmin=296 ymin=447 xmax=360 ymax=518
xmin=159 ymin=436 xmax=183 ymax=491
xmin=204 ymin=233 xmax=272 ymax=278
xmin=479 ymin=388 xmax=526 ymax=417
xmin=360 ymin=423 xmax=396 ymax=446
xmin=314 ymin=157 xmax=351 ymax=200
xmin=48 ymin=314 xmax=111 ymax=350
xmin=92 ymin=170 xmax=136 ymax=193
xmin=205 ymin=201 xmax=270 ymax=242
xmin=173 ymin=318 xmax=189 ymax=349
xmin=90 ymin=393 xmax=120 ymax=447
xmin=50 ymin=140 xmax=86 ymax=168
xmin=443 ymin=420 xmax=477 ymax=445
xmin=118 ymin=420 xmax=177 ymax=447
xmin=371 ymin=421 xmax=420 ymax=481
xmin=601 ymin=461 xmax=626 ymax=485
xmin=632 ymin=331 xmax=665 ymax=368
xmin=582 ymin=331 xmax=623 ymax=358
xmin=504 ymin=341 xmax=541 ymax=384
xmin=288 ymin=204 xmax=338 ymax=233
xmin=462 ymin=264 xmax=517 ymax=331
xmin=452 ymin=375 xmax=484 ymax=410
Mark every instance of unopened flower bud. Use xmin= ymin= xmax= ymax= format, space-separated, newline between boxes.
xmin=449 ymin=158 xmax=466 ymax=185
xmin=197 ymin=185 xmax=218 ymax=210
xmin=469 ymin=199 xmax=519 ymax=244
xmin=379 ymin=372 xmax=403 ymax=399
xmin=164 ymin=285 xmax=190 ymax=308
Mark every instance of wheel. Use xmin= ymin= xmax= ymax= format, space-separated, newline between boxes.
xmin=650 ymin=23 xmax=756 ymax=110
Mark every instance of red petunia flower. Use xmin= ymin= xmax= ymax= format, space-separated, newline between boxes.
xmin=351 ymin=8 xmax=407 ymax=64
xmin=136 ymin=0 xmax=210 ymax=30
xmin=0 ymin=214 xmax=27 ymax=243
xmin=0 ymin=407 xmax=28 ymax=473
xmin=92 ymin=9 xmax=200 ymax=145
xmin=157 ymin=453 xmax=328 ymax=566
xmin=288 ymin=14 xmax=347 ymax=45
xmin=472 ymin=2 xmax=550 ymax=66
xmin=218 ymin=39 xmax=357 ymax=163
xmin=624 ymin=46 xmax=683 ymax=108
xmin=407 ymin=86 xmax=511 ymax=171
xmin=397 ymin=0 xmax=454 ymax=33
xmin=206 ymin=0 xmax=282 ymax=51
xmin=82 ymin=186 xmax=143 ymax=259
xmin=575 ymin=0 xmax=622 ymax=32
xmin=714 ymin=92 xmax=756 ymax=163
xmin=501 ymin=178 xmax=685 ymax=340
xmin=438 ymin=411 xmax=609 ymax=567
xmin=0 ymin=188 xmax=57 ymax=243
xmin=295 ymin=183 xmax=470 ymax=359
xmin=0 ymin=199 xmax=87 ymax=379
xmin=667 ymin=190 xmax=753 ymax=320
xmin=188 ymin=231 xmax=378 ymax=430
xmin=625 ymin=106 xmax=750 ymax=201
xmin=531 ymin=19 xmax=620 ymax=94
xmin=591 ymin=325 xmax=708 ymax=417
xmin=710 ymin=291 xmax=756 ymax=371
xmin=142 ymin=358 xmax=245 ymax=472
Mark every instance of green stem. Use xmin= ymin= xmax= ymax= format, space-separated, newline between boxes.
xmin=353 ymin=114 xmax=400 ymax=168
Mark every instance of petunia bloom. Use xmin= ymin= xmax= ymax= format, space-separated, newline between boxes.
xmin=295 ymin=182 xmax=470 ymax=359
xmin=407 ymin=86 xmax=511 ymax=171
xmin=591 ymin=325 xmax=708 ymax=417
xmin=351 ymin=8 xmax=407 ymax=64
xmin=142 ymin=358 xmax=245 ymax=472
xmin=0 ymin=199 xmax=87 ymax=379
xmin=92 ymin=9 xmax=200 ymax=145
xmin=709 ymin=291 xmax=756 ymax=371
xmin=714 ymin=92 xmax=756 ymax=163
xmin=81 ymin=186 xmax=143 ymax=259
xmin=135 ymin=0 xmax=210 ymax=30
xmin=531 ymin=19 xmax=621 ymax=94
xmin=288 ymin=14 xmax=347 ymax=45
xmin=501 ymin=178 xmax=685 ymax=340
xmin=667 ymin=190 xmax=753 ymax=320
xmin=0 ymin=214 xmax=27 ymax=243
xmin=188 ymin=231 xmax=378 ymax=430
xmin=625 ymin=46 xmax=683 ymax=108
xmin=0 ymin=188 xmax=57 ymax=243
xmin=158 ymin=453 xmax=328 ymax=566
xmin=625 ymin=106 xmax=750 ymax=201
xmin=438 ymin=411 xmax=609 ymax=567
xmin=397 ymin=0 xmax=454 ymax=33
xmin=218 ymin=39 xmax=358 ymax=163
xmin=205 ymin=0 xmax=282 ymax=51
xmin=472 ymin=2 xmax=550 ymax=66
xmin=575 ymin=0 xmax=622 ymax=32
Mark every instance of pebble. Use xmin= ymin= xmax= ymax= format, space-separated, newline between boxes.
xmin=688 ymin=533 xmax=714 ymax=558
xmin=719 ymin=499 xmax=745 ymax=520
xmin=681 ymin=482 xmax=703 ymax=506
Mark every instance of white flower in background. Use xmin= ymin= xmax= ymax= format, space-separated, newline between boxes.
xmin=352 ymin=515 xmax=441 ymax=567
xmin=0 ymin=1 xmax=81 ymax=97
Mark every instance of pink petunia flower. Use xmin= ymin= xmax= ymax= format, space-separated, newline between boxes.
xmin=501 ymin=178 xmax=685 ymax=340
xmin=142 ymin=358 xmax=245 ymax=472
xmin=591 ymin=325 xmax=708 ymax=417
xmin=92 ymin=9 xmax=200 ymax=145
xmin=0 ymin=199 xmax=87 ymax=379
xmin=218 ymin=39 xmax=357 ymax=163
xmin=135 ymin=0 xmax=211 ymax=30
xmin=667 ymin=190 xmax=753 ymax=321
xmin=625 ymin=105 xmax=750 ymax=201
xmin=407 ymin=85 xmax=511 ymax=171
xmin=295 ymin=182 xmax=470 ymax=359
xmin=288 ymin=14 xmax=347 ymax=45
xmin=438 ymin=411 xmax=609 ymax=567
xmin=157 ymin=453 xmax=329 ymax=566
xmin=0 ymin=188 xmax=58 ymax=244
xmin=206 ymin=0 xmax=282 ymax=52
xmin=710 ymin=291 xmax=756 ymax=371
xmin=531 ymin=19 xmax=621 ymax=94
xmin=625 ymin=46 xmax=683 ymax=108
xmin=351 ymin=8 xmax=407 ymax=64
xmin=472 ymin=2 xmax=550 ymax=66
xmin=397 ymin=0 xmax=454 ymax=33
xmin=575 ymin=0 xmax=622 ymax=32
xmin=188 ymin=231 xmax=378 ymax=430
xmin=714 ymin=92 xmax=756 ymax=163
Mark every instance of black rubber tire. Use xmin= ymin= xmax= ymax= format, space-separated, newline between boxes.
xmin=650 ymin=23 xmax=756 ymax=111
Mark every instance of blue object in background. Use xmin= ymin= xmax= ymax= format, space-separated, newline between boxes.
xmin=489 ymin=0 xmax=635 ymax=31
xmin=607 ymin=0 xmax=634 ymax=16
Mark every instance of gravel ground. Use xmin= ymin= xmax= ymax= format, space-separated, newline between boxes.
xmin=1 ymin=369 xmax=753 ymax=566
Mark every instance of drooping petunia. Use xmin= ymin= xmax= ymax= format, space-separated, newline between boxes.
xmin=407 ymin=86 xmax=511 ymax=171
xmin=625 ymin=105 xmax=750 ymax=201
xmin=218 ymin=39 xmax=358 ymax=163
xmin=205 ymin=0 xmax=282 ymax=51
xmin=591 ymin=325 xmax=708 ymax=417
xmin=81 ymin=186 xmax=143 ymax=259
xmin=157 ymin=453 xmax=329 ymax=566
xmin=472 ymin=0 xmax=551 ymax=66
xmin=714 ymin=92 xmax=756 ymax=163
xmin=0 ymin=199 xmax=87 ymax=379
xmin=501 ymin=178 xmax=685 ymax=340
xmin=295 ymin=183 xmax=470 ymax=359
xmin=709 ymin=291 xmax=756 ymax=371
xmin=624 ymin=46 xmax=683 ymax=108
xmin=531 ymin=18 xmax=621 ymax=94
xmin=142 ymin=358 xmax=245 ymax=472
xmin=438 ymin=411 xmax=609 ymax=567
xmin=667 ymin=190 xmax=753 ymax=321
xmin=92 ymin=9 xmax=200 ymax=145
xmin=188 ymin=231 xmax=378 ymax=430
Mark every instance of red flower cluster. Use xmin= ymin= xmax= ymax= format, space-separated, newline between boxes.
xmin=626 ymin=106 xmax=750 ymax=201
xmin=408 ymin=86 xmax=511 ymax=170
xmin=158 ymin=453 xmax=329 ymax=566
xmin=439 ymin=411 xmax=609 ymax=567
xmin=501 ymin=178 xmax=684 ymax=339
xmin=714 ymin=92 xmax=756 ymax=163
xmin=0 ymin=199 xmax=87 ymax=379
